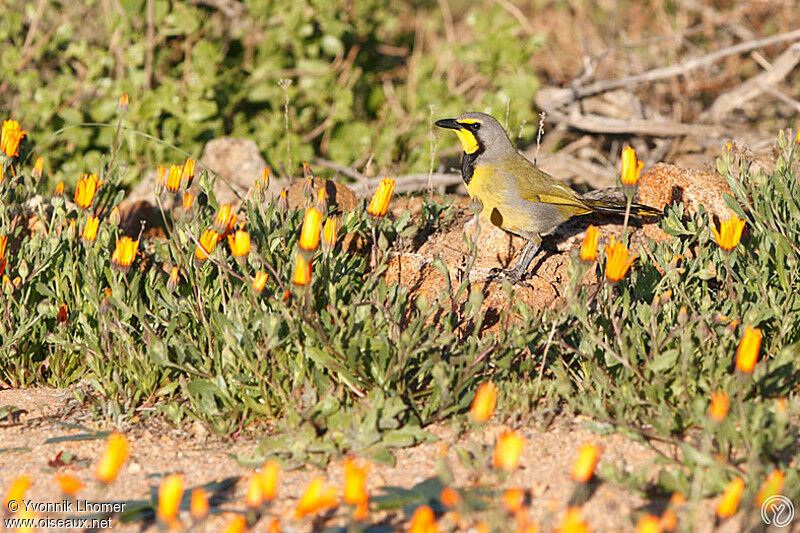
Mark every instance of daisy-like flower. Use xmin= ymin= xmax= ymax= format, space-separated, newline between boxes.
xmin=111 ymin=237 xmax=139 ymax=272
xmin=367 ymin=177 xmax=396 ymax=217
xmin=1 ymin=119 xmax=26 ymax=158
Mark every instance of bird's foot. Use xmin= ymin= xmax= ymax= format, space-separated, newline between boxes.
xmin=488 ymin=267 xmax=533 ymax=286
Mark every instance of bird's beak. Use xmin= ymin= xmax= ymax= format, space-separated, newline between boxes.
xmin=435 ymin=118 xmax=462 ymax=130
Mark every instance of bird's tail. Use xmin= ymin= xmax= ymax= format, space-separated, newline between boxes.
xmin=583 ymin=199 xmax=662 ymax=218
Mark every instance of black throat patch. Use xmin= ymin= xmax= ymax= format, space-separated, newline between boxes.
xmin=460 ymin=144 xmax=483 ymax=185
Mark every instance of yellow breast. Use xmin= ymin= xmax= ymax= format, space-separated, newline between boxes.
xmin=466 ymin=164 xmax=528 ymax=234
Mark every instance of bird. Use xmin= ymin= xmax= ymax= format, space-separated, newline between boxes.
xmin=435 ymin=111 xmax=661 ymax=279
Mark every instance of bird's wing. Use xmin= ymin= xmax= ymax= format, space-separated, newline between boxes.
xmin=509 ymin=157 xmax=590 ymax=210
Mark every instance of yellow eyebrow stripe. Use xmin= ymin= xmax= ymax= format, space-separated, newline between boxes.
xmin=456 ymin=118 xmax=480 ymax=125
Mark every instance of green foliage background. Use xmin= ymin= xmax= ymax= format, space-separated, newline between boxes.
xmin=1 ymin=0 xmax=541 ymax=186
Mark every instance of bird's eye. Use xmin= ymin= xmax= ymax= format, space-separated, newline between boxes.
xmin=472 ymin=123 xmax=481 ymax=131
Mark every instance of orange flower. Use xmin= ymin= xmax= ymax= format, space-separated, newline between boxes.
xmin=156 ymin=165 xmax=166 ymax=194
xmin=621 ymin=146 xmax=643 ymax=186
xmin=5 ymin=474 xmax=31 ymax=511
xmin=711 ymin=216 xmax=745 ymax=251
xmin=555 ymin=507 xmax=589 ymax=533
xmin=190 ymin=488 xmax=209 ymax=519
xmin=195 ymin=229 xmax=220 ymax=262
xmin=258 ymin=460 xmax=281 ymax=502
xmin=55 ymin=180 xmax=65 ymax=195
xmin=604 ymin=236 xmax=636 ymax=282
xmin=708 ymin=391 xmax=730 ymax=422
xmin=580 ymin=226 xmax=600 ymax=262
xmin=716 ymin=477 xmax=744 ymax=518
xmin=183 ymin=192 xmax=195 ymax=212
xmin=292 ymin=253 xmax=312 ymax=286
xmin=796 ymin=123 xmax=800 ymax=144
xmin=469 ymin=381 xmax=497 ymax=422
xmin=32 ymin=156 xmax=44 ymax=179
xmin=0 ymin=235 xmax=7 ymax=258
xmin=166 ymin=164 xmax=183 ymax=193
xmin=408 ymin=505 xmax=438 ymax=533
xmin=228 ymin=230 xmax=251 ymax=258
xmin=95 ymin=432 xmax=130 ymax=483
xmin=261 ymin=167 xmax=271 ymax=189
xmin=299 ymin=207 xmax=324 ymax=251
xmin=570 ymin=443 xmax=601 ymax=483
xmin=1 ymin=119 xmax=26 ymax=158
xmin=493 ymin=430 xmax=525 ymax=471
xmin=735 ymin=326 xmax=762 ymax=373
xmin=111 ymin=237 xmax=139 ymax=272
xmin=182 ymin=157 xmax=195 ymax=185
xmin=252 ymin=271 xmax=269 ymax=292
xmin=117 ymin=93 xmax=129 ymax=113
xmin=214 ymin=205 xmax=236 ymax=235
xmin=316 ymin=188 xmax=328 ymax=212
xmin=755 ymin=469 xmax=785 ymax=506
xmin=223 ymin=515 xmax=247 ymax=533
xmin=294 ymin=476 xmax=338 ymax=519
xmin=82 ymin=216 xmax=100 ymax=242
xmin=167 ymin=266 xmax=180 ymax=292
xmin=57 ymin=303 xmax=69 ymax=324
xmin=278 ymin=188 xmax=289 ymax=211
xmin=245 ymin=474 xmax=266 ymax=508
xmin=74 ymin=173 xmax=101 ymax=209
xmin=660 ymin=509 xmax=677 ymax=532
xmin=440 ymin=488 xmax=459 ymax=507
xmin=635 ymin=514 xmax=662 ymax=533
xmin=343 ymin=458 xmax=369 ymax=516
xmin=322 ymin=218 xmax=337 ymax=250
xmin=502 ymin=488 xmax=525 ymax=513
xmin=55 ymin=473 xmax=83 ymax=496
xmin=367 ymin=177 xmax=396 ymax=217
xmin=157 ymin=473 xmax=184 ymax=525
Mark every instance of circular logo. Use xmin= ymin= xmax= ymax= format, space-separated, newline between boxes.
xmin=6 ymin=499 xmax=19 ymax=513
xmin=761 ymin=495 xmax=795 ymax=528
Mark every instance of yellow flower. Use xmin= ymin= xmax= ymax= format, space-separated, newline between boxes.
xmin=111 ymin=237 xmax=139 ymax=272
xmin=55 ymin=180 xmax=65 ymax=195
xmin=555 ymin=507 xmax=589 ymax=533
xmin=292 ymin=253 xmax=312 ymax=286
xmin=294 ymin=476 xmax=338 ymax=519
xmin=156 ymin=165 xmax=166 ymax=194
xmin=157 ymin=473 xmax=184 ymax=525
xmin=167 ymin=266 xmax=180 ymax=292
xmin=252 ymin=271 xmax=269 ymax=292
xmin=183 ymin=192 xmax=195 ymax=212
xmin=755 ymin=469 xmax=785 ymax=506
xmin=55 ymin=473 xmax=83 ymax=496
xmin=228 ymin=230 xmax=251 ymax=258
xmin=408 ymin=505 xmax=438 ymax=533
xmin=117 ymin=93 xmax=129 ymax=113
xmin=32 ymin=156 xmax=44 ymax=179
xmin=82 ymin=216 xmax=100 ymax=243
xmin=711 ymin=216 xmax=745 ymax=250
xmin=223 ymin=515 xmax=248 ymax=533
xmin=343 ymin=458 xmax=369 ymax=516
xmin=190 ymin=488 xmax=209 ymax=519
xmin=735 ymin=326 xmax=762 ymax=373
xmin=5 ymin=474 xmax=31 ymax=511
xmin=604 ymin=236 xmax=636 ymax=282
xmin=214 ymin=205 xmax=236 ymax=235
xmin=367 ymin=177 xmax=396 ymax=217
xmin=258 ymin=460 xmax=281 ymax=502
xmin=182 ymin=157 xmax=195 ymax=185
xmin=322 ymin=218 xmax=337 ymax=250
xmin=195 ymin=229 xmax=220 ymax=262
xmin=1 ymin=119 xmax=26 ymax=158
xmin=299 ymin=207 xmax=324 ymax=251
xmin=708 ymin=391 xmax=730 ymax=422
xmin=635 ymin=514 xmax=662 ymax=533
xmin=502 ymin=488 xmax=525 ymax=513
xmin=580 ymin=226 xmax=600 ymax=262
xmin=440 ymin=488 xmax=459 ymax=507
xmin=570 ymin=443 xmax=601 ymax=483
xmin=0 ymin=234 xmax=7 ymax=258
xmin=95 ymin=432 xmax=130 ymax=483
xmin=74 ymin=173 xmax=101 ymax=209
xmin=469 ymin=381 xmax=497 ymax=422
xmin=166 ymin=164 xmax=182 ymax=193
xmin=621 ymin=146 xmax=643 ymax=185
xmin=493 ymin=430 xmax=525 ymax=471
xmin=715 ymin=477 xmax=744 ymax=518
xmin=245 ymin=474 xmax=265 ymax=508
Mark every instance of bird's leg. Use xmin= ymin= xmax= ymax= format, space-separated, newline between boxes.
xmin=512 ymin=239 xmax=540 ymax=279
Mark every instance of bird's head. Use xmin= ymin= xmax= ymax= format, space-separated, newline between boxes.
xmin=434 ymin=112 xmax=513 ymax=157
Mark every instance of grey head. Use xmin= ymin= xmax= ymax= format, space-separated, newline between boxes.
xmin=434 ymin=111 xmax=515 ymax=158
